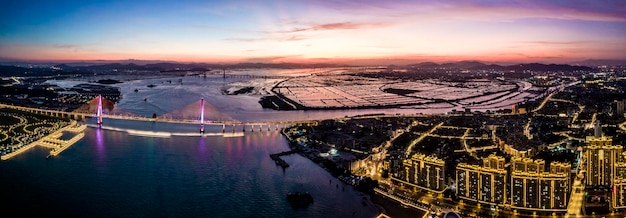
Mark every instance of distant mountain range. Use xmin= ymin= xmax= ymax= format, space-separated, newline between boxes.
xmin=2 ymin=59 xmax=623 ymax=77
xmin=55 ymin=61 xmax=596 ymax=72
xmin=51 ymin=62 xmax=345 ymax=72
xmin=0 ymin=62 xmax=346 ymax=76
xmin=407 ymin=61 xmax=595 ymax=72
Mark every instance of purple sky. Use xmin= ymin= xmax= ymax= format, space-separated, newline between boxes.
xmin=1 ymin=0 xmax=625 ymax=64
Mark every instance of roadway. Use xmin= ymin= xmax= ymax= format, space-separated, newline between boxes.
xmin=0 ymin=102 xmax=319 ymax=126
xmin=567 ymin=174 xmax=585 ymax=217
xmin=405 ymin=122 xmax=444 ymax=157
xmin=374 ymin=187 xmax=431 ymax=218
xmin=1 ymin=102 xmax=477 ymax=128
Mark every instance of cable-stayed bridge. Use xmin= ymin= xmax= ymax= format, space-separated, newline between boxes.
xmin=0 ymin=96 xmax=319 ymax=133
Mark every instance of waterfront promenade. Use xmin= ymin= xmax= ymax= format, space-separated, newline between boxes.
xmin=1 ymin=121 xmax=86 ymax=160
xmin=374 ymin=187 xmax=430 ymax=218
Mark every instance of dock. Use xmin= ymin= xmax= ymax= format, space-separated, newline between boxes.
xmin=269 ymin=150 xmax=298 ymax=168
xmin=1 ymin=121 xmax=86 ymax=160
xmin=39 ymin=123 xmax=85 ymax=157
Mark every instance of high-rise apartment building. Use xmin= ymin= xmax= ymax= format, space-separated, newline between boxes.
xmin=510 ymin=157 xmax=570 ymax=210
xmin=612 ymin=152 xmax=626 ymax=209
xmin=456 ymin=155 xmax=507 ymax=205
xmin=403 ymin=153 xmax=445 ymax=191
xmin=585 ymin=136 xmax=621 ymax=187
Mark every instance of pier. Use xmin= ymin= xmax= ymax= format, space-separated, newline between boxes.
xmin=41 ymin=122 xmax=86 ymax=157
xmin=1 ymin=121 xmax=86 ymax=160
xmin=269 ymin=150 xmax=299 ymax=168
xmin=48 ymin=133 xmax=84 ymax=157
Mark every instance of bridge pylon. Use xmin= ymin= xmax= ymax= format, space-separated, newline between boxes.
xmin=199 ymin=98 xmax=205 ymax=133
xmin=96 ymin=95 xmax=103 ymax=127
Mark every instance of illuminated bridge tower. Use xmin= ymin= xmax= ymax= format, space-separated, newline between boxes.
xmin=96 ymin=95 xmax=103 ymax=126
xmin=200 ymin=98 xmax=205 ymax=133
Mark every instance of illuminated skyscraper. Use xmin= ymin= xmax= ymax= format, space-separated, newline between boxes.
xmin=545 ymin=162 xmax=570 ymax=209
xmin=585 ymin=136 xmax=621 ymax=187
xmin=403 ymin=153 xmax=445 ymax=192
xmin=456 ymin=155 xmax=507 ymax=205
xmin=510 ymin=157 xmax=570 ymax=211
xmin=511 ymin=157 xmax=542 ymax=209
xmin=612 ymin=152 xmax=626 ymax=209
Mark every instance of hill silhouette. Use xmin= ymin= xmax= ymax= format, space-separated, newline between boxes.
xmin=407 ymin=61 xmax=593 ymax=72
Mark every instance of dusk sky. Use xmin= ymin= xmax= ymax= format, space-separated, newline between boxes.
xmin=1 ymin=0 xmax=625 ymax=64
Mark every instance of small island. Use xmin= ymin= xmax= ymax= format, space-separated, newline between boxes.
xmin=222 ymin=86 xmax=254 ymax=95
xmin=96 ymin=79 xmax=122 ymax=84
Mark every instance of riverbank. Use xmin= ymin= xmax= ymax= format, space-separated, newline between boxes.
xmin=260 ymin=94 xmax=456 ymax=111
xmin=281 ymin=126 xmax=429 ymax=218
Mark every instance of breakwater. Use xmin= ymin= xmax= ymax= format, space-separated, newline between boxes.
xmin=269 ymin=150 xmax=298 ymax=168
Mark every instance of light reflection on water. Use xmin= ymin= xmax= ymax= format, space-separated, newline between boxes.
xmin=0 ymin=125 xmax=380 ymax=217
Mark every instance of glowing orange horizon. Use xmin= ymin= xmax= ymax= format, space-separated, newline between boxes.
xmin=2 ymin=1 xmax=624 ymax=64
xmin=1 ymin=48 xmax=604 ymax=65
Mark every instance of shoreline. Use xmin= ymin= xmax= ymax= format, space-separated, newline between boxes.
xmin=261 ymin=93 xmax=458 ymax=111
xmin=370 ymin=192 xmax=427 ymax=218
xmin=281 ymin=127 xmax=428 ymax=218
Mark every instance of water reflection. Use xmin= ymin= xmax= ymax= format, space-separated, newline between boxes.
xmin=1 ymin=122 xmax=379 ymax=217
xmin=197 ymin=136 xmax=207 ymax=158
xmin=95 ymin=127 xmax=106 ymax=169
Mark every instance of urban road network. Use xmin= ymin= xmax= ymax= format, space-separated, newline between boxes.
xmin=0 ymin=95 xmax=525 ymax=133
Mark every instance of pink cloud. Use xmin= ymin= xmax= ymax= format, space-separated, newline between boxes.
xmin=307 ymin=0 xmax=626 ymax=22
xmin=295 ymin=22 xmax=393 ymax=31
xmin=224 ymin=35 xmax=308 ymax=42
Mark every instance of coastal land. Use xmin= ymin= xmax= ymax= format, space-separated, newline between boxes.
xmin=278 ymin=73 xmax=626 ymax=217
xmin=280 ymin=115 xmax=432 ymax=217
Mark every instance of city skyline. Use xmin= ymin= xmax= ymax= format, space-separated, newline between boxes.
xmin=1 ymin=0 xmax=626 ymax=64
